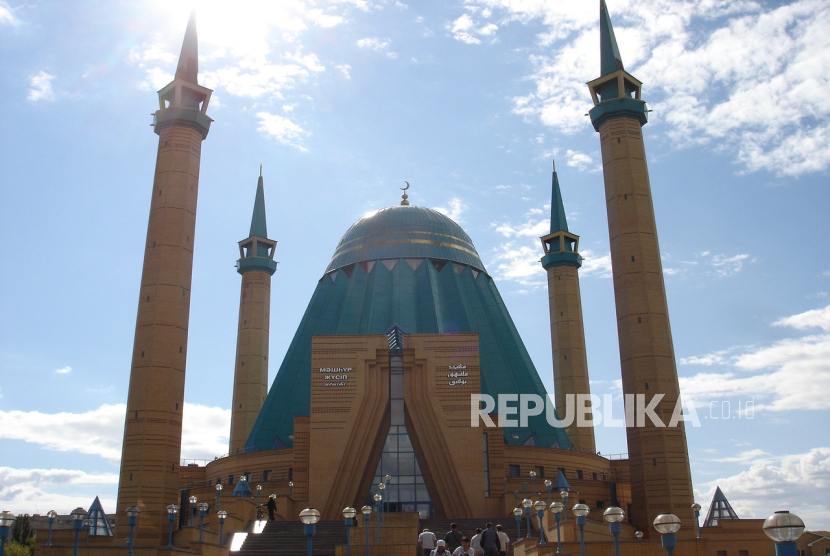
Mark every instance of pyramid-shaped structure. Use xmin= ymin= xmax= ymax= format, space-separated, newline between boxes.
xmin=703 ymin=486 xmax=739 ymax=527
xmin=245 ymin=204 xmax=571 ymax=451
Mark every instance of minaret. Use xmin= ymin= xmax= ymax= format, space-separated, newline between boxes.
xmin=586 ymin=0 xmax=694 ymax=534
xmin=229 ymin=168 xmax=277 ymax=454
xmin=116 ymin=12 xmax=212 ymax=544
xmin=540 ymin=162 xmax=596 ymax=453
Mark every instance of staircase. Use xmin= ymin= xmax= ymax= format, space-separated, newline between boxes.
xmin=420 ymin=517 xmax=526 ymax=541
xmin=237 ymin=520 xmax=350 ymax=556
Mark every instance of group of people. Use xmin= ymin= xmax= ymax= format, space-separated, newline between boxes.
xmin=418 ymin=523 xmax=510 ymax=556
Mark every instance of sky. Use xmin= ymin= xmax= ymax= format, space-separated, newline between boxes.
xmin=0 ymin=0 xmax=828 ymax=529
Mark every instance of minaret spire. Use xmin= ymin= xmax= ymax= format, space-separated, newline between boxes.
xmin=600 ymin=0 xmax=624 ymax=76
xmin=175 ymin=11 xmax=199 ymax=84
xmin=229 ymin=171 xmax=278 ymax=454
xmin=540 ymin=162 xmax=596 ymax=452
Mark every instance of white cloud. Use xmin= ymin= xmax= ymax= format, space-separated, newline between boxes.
xmin=433 ymin=198 xmax=465 ymax=222
xmin=0 ymin=1 xmax=19 ymax=26
xmin=55 ymin=366 xmax=72 ymax=374
xmin=27 ymin=71 xmax=56 ymax=102
xmin=679 ymin=304 xmax=830 ymax=412
xmin=256 ymin=112 xmax=310 ymax=151
xmin=336 ymin=64 xmax=352 ymax=79
xmin=696 ymin=447 xmax=830 ymax=525
xmin=709 ymin=253 xmax=752 ymax=276
xmin=0 ymin=402 xmax=231 ymax=464
xmin=564 ymin=149 xmax=596 ymax=171
xmin=449 ymin=13 xmax=500 ymax=45
xmin=0 ymin=467 xmax=119 ymax=515
xmin=461 ymin=0 xmax=830 ymax=176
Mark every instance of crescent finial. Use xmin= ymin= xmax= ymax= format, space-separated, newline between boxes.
xmin=401 ymin=181 xmax=410 ymax=191
xmin=400 ymin=181 xmax=410 ymax=206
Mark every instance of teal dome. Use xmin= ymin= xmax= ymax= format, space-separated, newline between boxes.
xmin=326 ymin=205 xmax=485 ymax=272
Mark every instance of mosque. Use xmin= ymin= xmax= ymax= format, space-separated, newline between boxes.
xmin=30 ymin=2 xmax=795 ymax=556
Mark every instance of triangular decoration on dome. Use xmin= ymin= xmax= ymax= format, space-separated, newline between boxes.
xmin=470 ymin=269 xmax=480 ymax=280
xmin=328 ymin=271 xmax=337 ymax=282
xmin=405 ymin=258 xmax=424 ymax=270
xmin=703 ymin=486 xmax=739 ymax=527
xmin=381 ymin=259 xmax=399 ymax=271
xmin=342 ymin=264 xmax=356 ymax=278
xmin=430 ymin=259 xmax=447 ymax=272
xmin=359 ymin=260 xmax=376 ymax=273
xmin=453 ymin=263 xmax=467 ymax=275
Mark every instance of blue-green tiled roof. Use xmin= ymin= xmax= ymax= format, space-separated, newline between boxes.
xmin=245 ymin=205 xmax=570 ymax=452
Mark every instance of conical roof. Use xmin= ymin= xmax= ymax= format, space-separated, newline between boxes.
xmin=703 ymin=486 xmax=739 ymax=526
xmin=245 ymin=205 xmax=571 ymax=451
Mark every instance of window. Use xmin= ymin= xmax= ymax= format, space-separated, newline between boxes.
xmin=508 ymin=465 xmax=521 ymax=478
xmin=535 ymin=465 xmax=545 ymax=478
xmin=263 ymin=470 xmax=271 ymax=482
xmin=228 ymin=475 xmax=234 ymax=485
xmin=592 ymin=472 xmax=598 ymax=481
xmin=576 ymin=470 xmax=584 ymax=480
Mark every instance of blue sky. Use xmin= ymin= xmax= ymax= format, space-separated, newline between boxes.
xmin=1 ymin=0 xmax=828 ymax=528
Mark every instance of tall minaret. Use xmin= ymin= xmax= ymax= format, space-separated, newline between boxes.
xmin=586 ymin=0 xmax=694 ymax=535
xmin=229 ymin=169 xmax=277 ymax=454
xmin=540 ymin=162 xmax=596 ymax=453
xmin=116 ymin=12 xmax=212 ymax=544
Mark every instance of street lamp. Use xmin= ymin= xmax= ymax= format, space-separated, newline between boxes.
xmin=603 ymin=507 xmax=625 ymax=556
xmin=374 ymin=494 xmax=383 ymax=544
xmin=544 ymin=480 xmax=552 ymax=507
xmin=196 ymin=502 xmax=209 ymax=542
xmin=343 ymin=507 xmax=357 ymax=556
xmin=188 ymin=495 xmax=198 ymax=527
xmin=384 ymin=473 xmax=392 ymax=515
xmin=572 ymin=503 xmax=590 ymax=556
xmin=288 ymin=481 xmax=294 ymax=497
xmin=125 ymin=506 xmax=140 ymax=556
xmin=256 ymin=484 xmax=262 ymax=506
xmin=763 ymin=511 xmax=805 ymax=556
xmin=166 ymin=504 xmax=179 ymax=547
xmin=217 ymin=510 xmax=228 ymax=545
xmin=215 ymin=483 xmax=223 ymax=511
xmin=550 ymin=501 xmax=564 ymax=553
xmin=529 ymin=470 xmax=537 ymax=495
xmin=512 ymin=507 xmax=522 ymax=540
xmin=0 ymin=512 xmax=15 ymax=556
xmin=635 ymin=531 xmax=644 ymax=541
xmin=534 ymin=500 xmax=547 ymax=545
xmin=299 ymin=508 xmax=321 ymax=556
xmin=379 ymin=483 xmax=386 ymax=525
xmin=521 ymin=498 xmax=533 ymax=539
xmin=691 ymin=503 xmax=702 ymax=538
xmin=560 ymin=489 xmax=570 ymax=521
xmin=83 ymin=518 xmax=92 ymax=546
xmin=46 ymin=510 xmax=57 ymax=546
xmin=71 ymin=508 xmax=86 ymax=556
xmin=361 ymin=506 xmax=372 ymax=555
xmin=653 ymin=513 xmax=682 ymax=556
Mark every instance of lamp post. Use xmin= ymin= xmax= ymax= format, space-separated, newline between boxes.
xmin=196 ymin=502 xmax=208 ymax=542
xmin=299 ymin=508 xmax=321 ymax=556
xmin=217 ymin=511 xmax=227 ymax=545
xmin=373 ymin=494 xmax=382 ymax=544
xmin=544 ymin=480 xmax=552 ymax=507
xmin=691 ymin=503 xmax=702 ymax=539
xmin=361 ymin=506 xmax=372 ymax=555
xmin=188 ymin=495 xmax=197 ymax=527
xmin=512 ymin=507 xmax=522 ymax=540
xmin=343 ymin=507 xmax=357 ymax=556
xmin=521 ymin=498 xmax=532 ymax=539
xmin=378 ymin=483 xmax=386 ymax=526
xmin=46 ymin=510 xmax=57 ymax=546
xmin=572 ymin=503 xmax=590 ymax=556
xmin=653 ymin=513 xmax=682 ymax=556
xmin=0 ymin=511 xmax=15 ymax=556
xmin=762 ymin=511 xmax=805 ymax=556
xmin=635 ymin=531 xmax=644 ymax=541
xmin=125 ymin=506 xmax=140 ymax=556
xmin=288 ymin=481 xmax=294 ymax=498
xmin=384 ymin=474 xmax=392 ymax=516
xmin=603 ymin=507 xmax=625 ymax=556
xmin=529 ymin=470 xmax=537 ymax=495
xmin=215 ymin=483 xmax=223 ymax=511
xmin=522 ymin=482 xmax=527 ymax=498
xmin=550 ymin=501 xmax=563 ymax=553
xmin=560 ymin=489 xmax=569 ymax=521
xmin=83 ymin=518 xmax=92 ymax=546
xmin=256 ymin=484 xmax=262 ymax=506
xmin=70 ymin=508 xmax=86 ymax=556
xmin=166 ymin=504 xmax=179 ymax=547
xmin=534 ymin=500 xmax=547 ymax=545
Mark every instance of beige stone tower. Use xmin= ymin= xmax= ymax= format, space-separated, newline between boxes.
xmin=587 ymin=0 xmax=694 ymax=535
xmin=229 ymin=170 xmax=277 ymax=454
xmin=116 ymin=13 xmax=212 ymax=543
xmin=540 ymin=163 xmax=596 ymax=453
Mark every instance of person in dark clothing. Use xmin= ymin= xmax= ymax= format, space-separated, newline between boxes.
xmin=445 ymin=523 xmax=463 ymax=552
xmin=266 ymin=494 xmax=277 ymax=521
xmin=480 ymin=523 xmax=501 ymax=556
